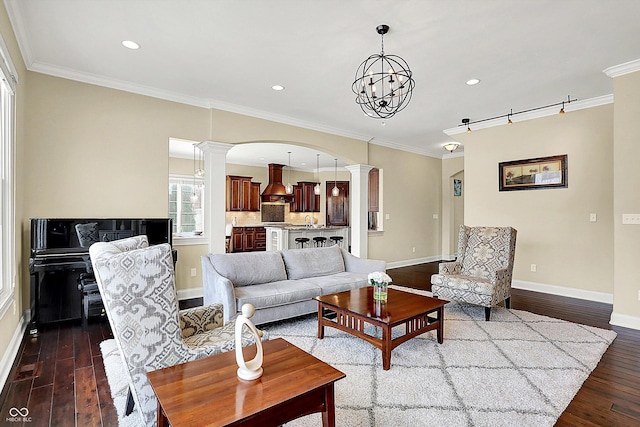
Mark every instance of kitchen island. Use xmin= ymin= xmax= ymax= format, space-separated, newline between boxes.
xmin=265 ymin=225 xmax=349 ymax=251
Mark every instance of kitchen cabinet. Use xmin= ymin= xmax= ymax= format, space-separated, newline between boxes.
xmin=368 ymin=168 xmax=379 ymax=212
xmin=231 ymin=226 xmax=266 ymax=252
xmin=326 ymin=181 xmax=349 ymax=226
xmin=226 ymin=176 xmax=261 ymax=212
xmin=291 ymin=181 xmax=320 ymax=212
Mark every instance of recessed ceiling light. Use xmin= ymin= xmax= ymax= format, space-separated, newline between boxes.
xmin=122 ymin=40 xmax=140 ymax=50
xmin=466 ymin=78 xmax=480 ymax=85
xmin=271 ymin=85 xmax=285 ymax=91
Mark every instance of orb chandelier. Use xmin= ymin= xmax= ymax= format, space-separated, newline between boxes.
xmin=352 ymin=24 xmax=415 ymax=119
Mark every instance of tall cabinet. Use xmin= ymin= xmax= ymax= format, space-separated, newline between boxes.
xmin=226 ymin=175 xmax=261 ymax=212
xmin=291 ymin=181 xmax=320 ymax=212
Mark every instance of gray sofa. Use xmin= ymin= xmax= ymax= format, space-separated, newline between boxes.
xmin=202 ymin=245 xmax=386 ymax=325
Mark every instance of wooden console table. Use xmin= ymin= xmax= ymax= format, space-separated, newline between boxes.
xmin=148 ymin=338 xmax=345 ymax=427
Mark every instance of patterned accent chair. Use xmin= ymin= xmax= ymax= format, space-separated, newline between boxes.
xmin=90 ymin=235 xmax=268 ymax=427
xmin=431 ymin=225 xmax=517 ymax=321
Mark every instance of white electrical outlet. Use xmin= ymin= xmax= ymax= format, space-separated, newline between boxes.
xmin=530 ymin=264 xmax=537 ymax=272
xmin=637 ymin=290 xmax=640 ymax=301
xmin=385 ymin=214 xmax=390 ymax=220
xmin=622 ymin=214 xmax=640 ymax=224
xmin=432 ymin=214 xmax=439 ymax=219
xmin=190 ymin=268 xmax=197 ymax=277
xmin=589 ymin=213 xmax=597 ymax=222
xmin=412 ymin=247 xmax=416 ymax=253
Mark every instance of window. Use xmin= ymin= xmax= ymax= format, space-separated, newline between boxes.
xmin=169 ymin=175 xmax=205 ymax=236
xmin=0 ymin=34 xmax=17 ymax=317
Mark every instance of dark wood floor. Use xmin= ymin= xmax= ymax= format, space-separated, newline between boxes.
xmin=1 ymin=262 xmax=638 ymax=426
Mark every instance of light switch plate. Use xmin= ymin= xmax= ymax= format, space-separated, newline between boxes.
xmin=589 ymin=213 xmax=597 ymax=222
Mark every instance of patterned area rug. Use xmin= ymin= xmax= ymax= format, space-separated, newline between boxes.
xmin=101 ymin=286 xmax=616 ymax=427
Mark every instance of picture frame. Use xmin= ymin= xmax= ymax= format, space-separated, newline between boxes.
xmin=453 ymin=179 xmax=462 ymax=196
xmin=498 ymin=154 xmax=567 ymax=192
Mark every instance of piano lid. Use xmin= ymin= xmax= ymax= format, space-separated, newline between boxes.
xmin=30 ymin=218 xmax=173 ymax=257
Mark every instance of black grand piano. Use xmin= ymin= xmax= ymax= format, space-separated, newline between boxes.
xmin=29 ymin=218 xmax=173 ymax=335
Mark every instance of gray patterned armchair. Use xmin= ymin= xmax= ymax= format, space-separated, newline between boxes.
xmin=90 ymin=235 xmax=267 ymax=427
xmin=431 ymin=225 xmax=517 ymax=321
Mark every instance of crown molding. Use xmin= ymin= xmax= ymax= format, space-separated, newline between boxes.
xmin=4 ymin=0 xmax=33 ymax=72
xmin=604 ymin=58 xmax=640 ymax=78
xmin=29 ymin=61 xmax=212 ymax=108
xmin=443 ymin=94 xmax=614 ymax=136
xmin=205 ymin=98 xmax=371 ymax=143
xmin=368 ymin=137 xmax=444 ymax=159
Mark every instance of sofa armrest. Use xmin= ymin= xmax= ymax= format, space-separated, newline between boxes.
xmin=439 ymin=261 xmax=461 ymax=275
xmin=341 ymin=248 xmax=386 ymax=274
xmin=201 ymin=255 xmax=237 ymax=323
xmin=179 ymin=303 xmax=224 ymax=338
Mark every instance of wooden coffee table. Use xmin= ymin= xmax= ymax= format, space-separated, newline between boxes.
xmin=314 ymin=287 xmax=446 ymax=370
xmin=147 ymin=338 xmax=345 ymax=427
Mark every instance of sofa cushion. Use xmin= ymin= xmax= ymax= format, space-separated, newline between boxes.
xmin=234 ymin=280 xmax=321 ymax=311
xmin=281 ymin=246 xmax=345 ymax=280
xmin=302 ymin=272 xmax=369 ymax=295
xmin=208 ymin=251 xmax=287 ymax=287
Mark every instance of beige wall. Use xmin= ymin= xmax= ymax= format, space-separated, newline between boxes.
xmin=612 ymin=70 xmax=640 ymax=323
xmin=453 ymin=105 xmax=614 ymax=295
xmin=368 ymin=144 xmax=442 ymax=263
xmin=441 ymin=156 xmax=464 ymax=258
xmin=452 ymin=170 xmax=464 ymax=254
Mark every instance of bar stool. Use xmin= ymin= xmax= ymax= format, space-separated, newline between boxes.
xmin=313 ymin=236 xmax=327 ymax=247
xmin=329 ymin=236 xmax=343 ymax=247
xmin=295 ymin=237 xmax=310 ymax=248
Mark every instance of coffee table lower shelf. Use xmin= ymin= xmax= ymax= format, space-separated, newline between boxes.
xmin=315 ymin=288 xmax=446 ymax=370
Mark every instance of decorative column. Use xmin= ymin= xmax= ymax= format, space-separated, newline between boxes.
xmin=346 ymin=164 xmax=374 ymax=258
xmin=197 ymin=141 xmax=234 ymax=254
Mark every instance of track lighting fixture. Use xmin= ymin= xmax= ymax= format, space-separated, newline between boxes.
xmin=458 ymin=95 xmax=577 ymax=131
xmin=462 ymin=118 xmax=471 ymax=133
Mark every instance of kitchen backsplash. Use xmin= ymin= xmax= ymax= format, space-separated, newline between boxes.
xmin=226 ymin=209 xmax=321 ymax=226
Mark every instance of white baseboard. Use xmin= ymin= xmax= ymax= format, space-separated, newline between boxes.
xmin=512 ymin=279 xmax=613 ymax=304
xmin=0 ymin=310 xmax=28 ymax=393
xmin=610 ymin=312 xmax=640 ymax=331
xmin=386 ymin=255 xmax=442 ymax=269
xmin=177 ymin=287 xmax=203 ymax=301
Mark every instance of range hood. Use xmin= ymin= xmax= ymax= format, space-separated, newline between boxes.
xmin=261 ymin=163 xmax=294 ymax=203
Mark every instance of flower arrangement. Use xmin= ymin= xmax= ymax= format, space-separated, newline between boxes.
xmin=368 ymin=272 xmax=392 ymax=301
xmin=368 ymin=271 xmax=392 ymax=286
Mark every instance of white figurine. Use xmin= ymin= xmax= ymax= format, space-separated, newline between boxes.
xmin=235 ymin=303 xmax=265 ymax=380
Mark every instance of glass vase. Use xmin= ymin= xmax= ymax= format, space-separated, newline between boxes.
xmin=373 ymin=281 xmax=388 ymax=302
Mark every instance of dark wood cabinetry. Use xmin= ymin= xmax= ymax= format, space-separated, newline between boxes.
xmin=368 ymin=168 xmax=379 ymax=212
xmin=291 ymin=181 xmax=320 ymax=212
xmin=226 ymin=176 xmax=261 ymax=212
xmin=231 ymin=226 xmax=266 ymax=252
xmin=326 ymin=181 xmax=349 ymax=226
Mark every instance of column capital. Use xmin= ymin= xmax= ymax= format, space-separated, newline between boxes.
xmin=197 ymin=141 xmax=234 ymax=155
xmin=345 ymin=164 xmax=375 ymax=174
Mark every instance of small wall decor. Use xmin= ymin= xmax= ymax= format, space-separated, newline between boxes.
xmin=499 ymin=154 xmax=567 ymax=191
xmin=453 ymin=179 xmax=462 ymax=196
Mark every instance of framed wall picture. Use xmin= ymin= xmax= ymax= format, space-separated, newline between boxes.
xmin=499 ymin=154 xmax=567 ymax=191
xmin=453 ymin=179 xmax=462 ymax=196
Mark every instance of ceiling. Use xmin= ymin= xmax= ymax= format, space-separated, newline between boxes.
xmin=6 ymin=0 xmax=640 ymax=163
